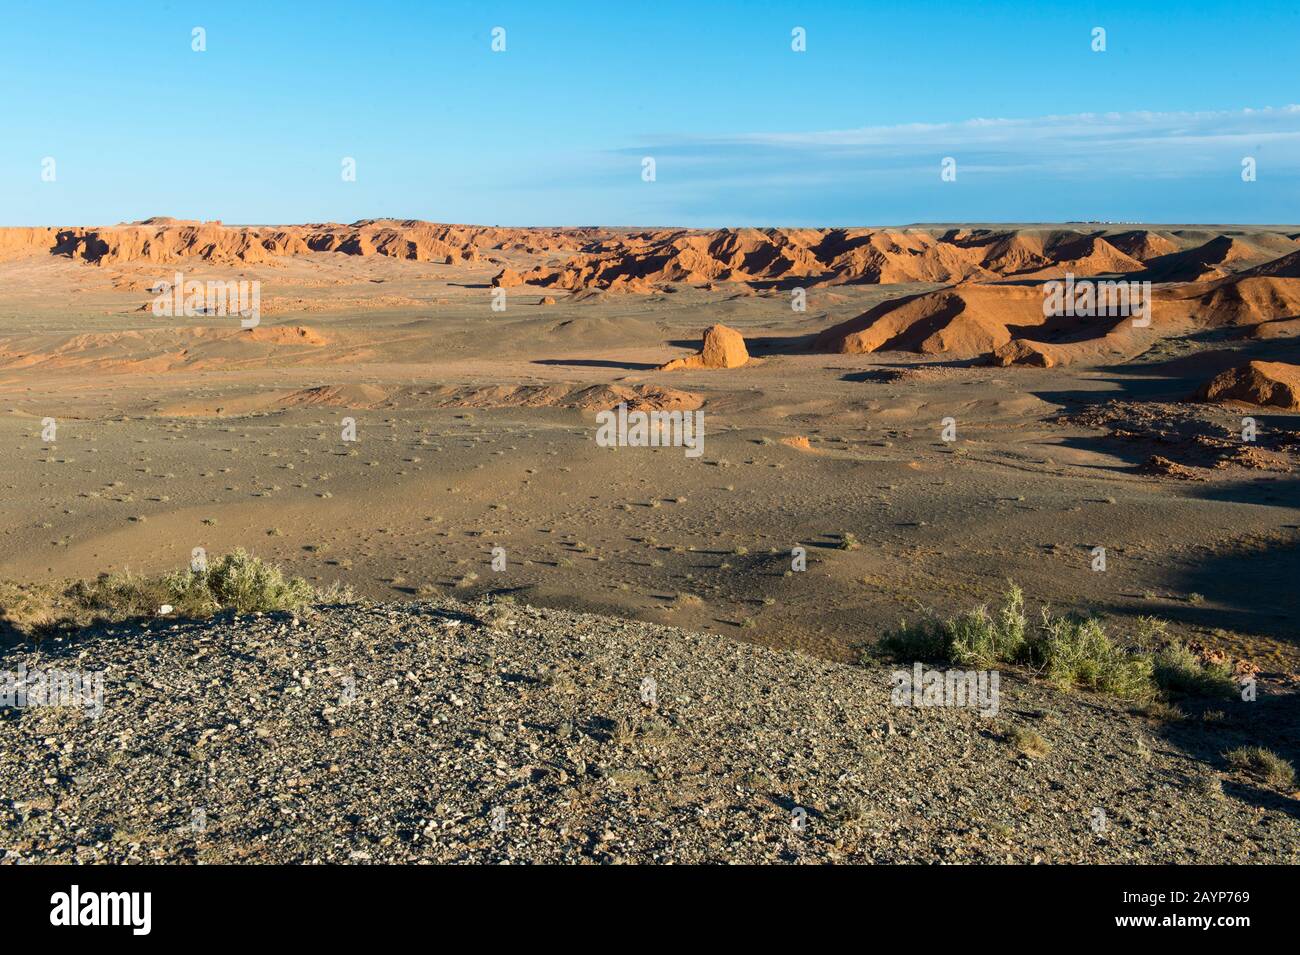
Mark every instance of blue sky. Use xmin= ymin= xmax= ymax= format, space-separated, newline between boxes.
xmin=1 ymin=0 xmax=1297 ymax=226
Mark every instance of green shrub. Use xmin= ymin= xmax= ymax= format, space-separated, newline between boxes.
xmin=870 ymin=584 xmax=1237 ymax=705
xmin=950 ymin=584 xmax=1027 ymax=668
xmin=1036 ymin=612 xmax=1155 ymax=701
xmin=874 ymin=618 xmax=950 ymax=662
xmin=185 ymin=548 xmax=318 ymax=614
xmin=874 ymin=585 xmax=1027 ymax=667
xmin=1130 ymin=615 xmax=1171 ymax=653
xmin=1225 ymin=746 xmax=1296 ymax=790
xmin=1152 ymin=641 xmax=1237 ymax=699
xmin=1 ymin=549 xmax=350 ymax=641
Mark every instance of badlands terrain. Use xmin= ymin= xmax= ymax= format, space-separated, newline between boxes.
xmin=2 ymin=218 xmax=1299 ymax=862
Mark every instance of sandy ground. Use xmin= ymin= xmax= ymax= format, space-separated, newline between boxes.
xmin=2 ymin=244 xmax=1299 ymax=681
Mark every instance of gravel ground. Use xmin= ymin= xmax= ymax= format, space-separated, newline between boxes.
xmin=2 ymin=597 xmax=1297 ymax=864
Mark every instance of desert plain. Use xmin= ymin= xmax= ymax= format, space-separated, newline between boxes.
xmin=3 ymin=218 xmax=1299 ymax=670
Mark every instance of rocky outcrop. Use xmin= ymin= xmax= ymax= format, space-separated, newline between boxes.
xmin=659 ymin=323 xmax=749 ymax=370
xmin=1199 ymin=361 xmax=1300 ymax=410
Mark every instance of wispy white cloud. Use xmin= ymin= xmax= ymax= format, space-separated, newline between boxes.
xmin=626 ymin=106 xmax=1300 ymax=178
xmin=578 ymin=106 xmax=1300 ymax=227
xmin=673 ymin=105 xmax=1300 ymax=149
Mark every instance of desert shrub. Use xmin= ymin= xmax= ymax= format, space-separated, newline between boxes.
xmin=1006 ymin=725 xmax=1051 ymax=758
xmin=0 ymin=579 xmax=61 ymax=635
xmin=1139 ymin=699 xmax=1186 ymax=722
xmin=874 ymin=585 xmax=1026 ymax=668
xmin=1034 ymin=611 xmax=1155 ymax=702
xmin=1130 ymin=615 xmax=1171 ymax=653
xmin=1129 ymin=615 xmax=1237 ymax=698
xmin=1225 ymin=746 xmax=1296 ymax=790
xmin=189 ymin=548 xmax=318 ymax=614
xmin=868 ymin=584 xmax=1243 ymax=704
xmin=875 ymin=585 xmax=1243 ymax=704
xmin=949 ymin=584 xmax=1027 ymax=668
xmin=874 ymin=617 xmax=951 ymax=662
xmin=69 ymin=573 xmax=204 ymax=620
xmin=1152 ymin=641 xmax=1237 ymax=699
xmin=0 ymin=549 xmax=349 ymax=642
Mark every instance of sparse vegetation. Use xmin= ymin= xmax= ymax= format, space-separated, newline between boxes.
xmin=877 ymin=585 xmax=1027 ymax=668
xmin=1224 ymin=746 xmax=1296 ymax=790
xmin=0 ymin=549 xmax=352 ymax=642
xmin=1139 ymin=699 xmax=1185 ymax=722
xmin=876 ymin=612 xmax=952 ymax=663
xmin=951 ymin=584 xmax=1027 ymax=668
xmin=1152 ymin=640 xmax=1237 ymax=698
xmin=1038 ymin=613 xmax=1153 ymax=700
xmin=872 ymin=584 xmax=1238 ymax=704
xmin=1006 ymin=725 xmax=1051 ymax=758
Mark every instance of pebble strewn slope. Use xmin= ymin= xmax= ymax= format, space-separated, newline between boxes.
xmin=2 ymin=599 xmax=1296 ymax=864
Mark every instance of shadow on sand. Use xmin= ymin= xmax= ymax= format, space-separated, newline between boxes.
xmin=531 ymin=358 xmax=661 ymax=371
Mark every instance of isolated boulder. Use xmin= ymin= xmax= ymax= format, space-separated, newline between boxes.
xmin=491 ymin=268 xmax=523 ymax=288
xmin=988 ymin=339 xmax=1060 ymax=368
xmin=1199 ymin=361 xmax=1300 ymax=410
xmin=659 ymin=323 xmax=750 ymax=371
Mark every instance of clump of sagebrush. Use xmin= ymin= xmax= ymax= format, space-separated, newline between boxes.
xmin=875 ymin=585 xmax=1027 ymax=669
xmin=1036 ymin=613 xmax=1154 ymax=701
xmin=874 ymin=612 xmax=951 ymax=662
xmin=1137 ymin=617 xmax=1238 ymax=699
xmin=0 ymin=549 xmax=350 ymax=641
xmin=165 ymin=549 xmax=344 ymax=615
xmin=1006 ymin=725 xmax=1051 ymax=759
xmin=0 ymin=579 xmax=63 ymax=638
xmin=951 ymin=584 xmax=1027 ymax=668
xmin=1224 ymin=746 xmax=1296 ymax=791
xmin=870 ymin=584 xmax=1235 ymax=704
